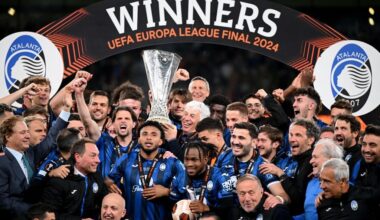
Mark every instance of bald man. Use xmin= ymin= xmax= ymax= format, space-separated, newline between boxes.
xmin=101 ymin=193 xmax=126 ymax=220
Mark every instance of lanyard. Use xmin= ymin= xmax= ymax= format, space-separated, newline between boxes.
xmin=114 ymin=139 xmax=135 ymax=157
xmin=137 ymin=152 xmax=163 ymax=189
xmin=209 ymin=144 xmax=228 ymax=167
xmin=234 ymin=151 xmax=256 ymax=178
xmin=187 ymin=165 xmax=212 ymax=203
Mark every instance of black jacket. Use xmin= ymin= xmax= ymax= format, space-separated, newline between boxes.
xmin=231 ymin=194 xmax=292 ymax=220
xmin=41 ymin=168 xmax=108 ymax=220
xmin=317 ymin=186 xmax=370 ymax=220
xmin=280 ymin=149 xmax=313 ymax=216
xmin=344 ymin=144 xmax=361 ymax=175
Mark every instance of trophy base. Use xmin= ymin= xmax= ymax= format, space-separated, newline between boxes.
xmin=146 ymin=116 xmax=173 ymax=125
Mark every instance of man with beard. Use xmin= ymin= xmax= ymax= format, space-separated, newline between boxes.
xmin=333 ymin=114 xmax=361 ymax=174
xmin=88 ymin=90 xmax=112 ymax=133
xmin=260 ymin=119 xmax=319 ymax=218
xmin=232 ymin=174 xmax=292 ymax=220
xmin=96 ymin=106 xmax=138 ymax=178
xmin=196 ymin=117 xmax=230 ymax=167
xmin=292 ymin=87 xmax=326 ymax=128
xmin=107 ymin=121 xmax=186 ymax=220
xmin=219 ymin=122 xmax=289 ymax=207
xmin=171 ymin=142 xmax=233 ymax=219
xmin=41 ymin=138 xmax=108 ymax=219
xmin=168 ymin=88 xmax=192 ymax=130
xmin=101 ymin=193 xmax=126 ymax=220
xmin=243 ymin=89 xmax=289 ymax=131
xmin=257 ymin=125 xmax=297 ymax=179
xmin=349 ymin=124 xmax=380 ymax=219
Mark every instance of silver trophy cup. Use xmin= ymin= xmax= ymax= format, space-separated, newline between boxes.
xmin=142 ymin=49 xmax=182 ymax=124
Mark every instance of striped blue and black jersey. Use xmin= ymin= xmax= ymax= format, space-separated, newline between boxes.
xmin=171 ymin=166 xmax=233 ymax=209
xmin=108 ymin=149 xmax=186 ymax=220
xmin=96 ymin=132 xmax=138 ymax=178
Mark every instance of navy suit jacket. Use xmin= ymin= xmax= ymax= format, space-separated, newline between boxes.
xmin=0 ymin=117 xmax=68 ymax=218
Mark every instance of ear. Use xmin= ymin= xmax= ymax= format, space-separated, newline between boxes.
xmin=352 ymin=130 xmax=359 ymax=139
xmin=132 ymin=121 xmax=137 ymax=129
xmin=272 ymin=141 xmax=280 ymax=150
xmin=307 ymin=136 xmax=315 ymax=146
xmin=251 ymin=138 xmax=257 ymax=149
xmin=74 ymin=152 xmax=81 ymax=162
xmin=107 ymin=107 xmax=111 ymax=115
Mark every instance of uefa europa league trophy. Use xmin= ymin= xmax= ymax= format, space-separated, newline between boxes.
xmin=142 ymin=49 xmax=182 ymax=124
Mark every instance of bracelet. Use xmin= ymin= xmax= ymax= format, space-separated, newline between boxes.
xmin=275 ymin=195 xmax=285 ymax=204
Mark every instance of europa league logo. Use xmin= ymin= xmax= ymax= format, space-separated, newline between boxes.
xmin=142 ymin=50 xmax=181 ymax=124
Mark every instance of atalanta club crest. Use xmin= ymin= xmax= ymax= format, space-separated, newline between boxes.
xmin=314 ymin=40 xmax=380 ymax=116
xmin=4 ymin=35 xmax=46 ymax=93
xmin=0 ymin=32 xmax=64 ymax=107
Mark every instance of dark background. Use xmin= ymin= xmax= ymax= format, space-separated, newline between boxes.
xmin=1 ymin=0 xmax=379 ymax=109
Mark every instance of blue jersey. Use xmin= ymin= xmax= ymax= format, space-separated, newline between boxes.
xmin=35 ymin=149 xmax=66 ymax=181
xmin=274 ymin=154 xmax=298 ymax=178
xmin=96 ymin=132 xmax=138 ymax=178
xmin=171 ymin=166 xmax=233 ymax=209
xmin=109 ymin=149 xmax=186 ymax=220
xmin=218 ymin=149 xmax=278 ymax=187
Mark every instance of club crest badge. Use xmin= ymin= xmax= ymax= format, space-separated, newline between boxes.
xmin=314 ymin=40 xmax=380 ymax=116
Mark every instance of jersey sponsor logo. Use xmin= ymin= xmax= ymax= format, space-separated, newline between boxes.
xmin=314 ymin=40 xmax=380 ymax=116
xmin=132 ymin=185 xmax=144 ymax=192
xmin=222 ymin=176 xmax=237 ymax=192
xmin=0 ymin=32 xmax=64 ymax=107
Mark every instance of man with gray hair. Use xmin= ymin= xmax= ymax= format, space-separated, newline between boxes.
xmin=163 ymin=100 xmax=210 ymax=161
xmin=304 ymin=139 xmax=343 ymax=220
xmin=317 ymin=158 xmax=370 ymax=219
xmin=232 ymin=174 xmax=292 ymax=220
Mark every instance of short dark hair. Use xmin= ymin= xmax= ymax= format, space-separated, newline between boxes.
xmin=89 ymin=90 xmax=110 ymax=106
xmin=334 ymin=114 xmax=360 ymax=133
xmin=243 ymin=93 xmax=261 ymax=104
xmin=111 ymin=106 xmax=137 ymax=123
xmin=71 ymin=138 xmax=96 ymax=162
xmin=291 ymin=119 xmax=320 ymax=143
xmin=27 ymin=203 xmax=55 ymax=220
xmin=57 ymin=128 xmax=81 ymax=153
xmin=320 ymin=126 xmax=334 ymax=134
xmin=68 ymin=113 xmax=81 ymax=122
xmin=0 ymin=103 xmax=13 ymax=116
xmin=226 ymin=102 xmax=248 ymax=116
xmin=363 ymin=124 xmax=380 ymax=137
xmin=168 ymin=88 xmax=192 ymax=104
xmin=258 ymin=125 xmax=283 ymax=144
xmin=112 ymin=81 xmax=144 ymax=104
xmin=234 ymin=122 xmax=258 ymax=139
xmin=137 ymin=120 xmax=165 ymax=142
xmin=196 ymin=117 xmax=224 ymax=133
xmin=330 ymin=100 xmax=352 ymax=113
xmin=207 ymin=94 xmax=231 ymax=107
xmin=23 ymin=105 xmax=48 ymax=119
xmin=293 ymin=87 xmax=322 ymax=114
